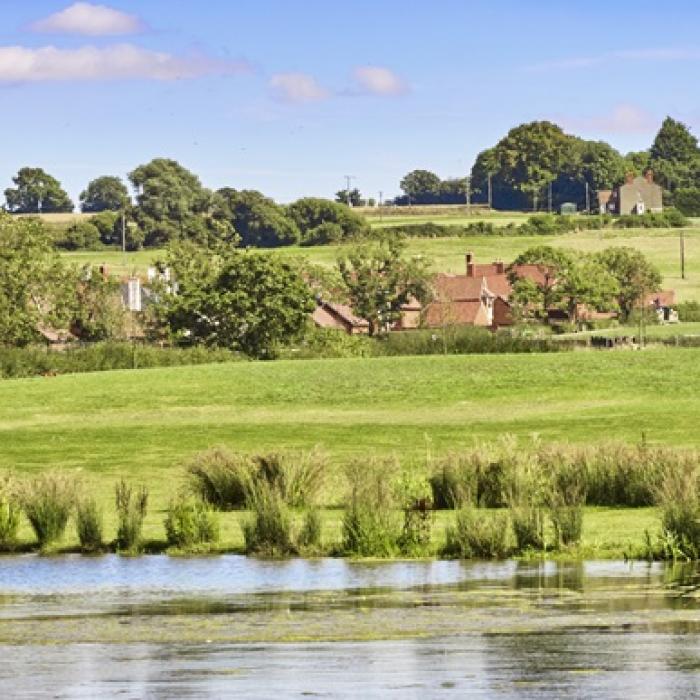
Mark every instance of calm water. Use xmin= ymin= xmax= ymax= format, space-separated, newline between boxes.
xmin=0 ymin=556 xmax=698 ymax=698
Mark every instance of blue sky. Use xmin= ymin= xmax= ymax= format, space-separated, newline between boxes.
xmin=2 ymin=0 xmax=700 ymax=204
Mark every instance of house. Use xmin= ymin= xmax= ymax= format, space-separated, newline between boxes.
xmin=598 ymin=171 xmax=663 ymax=215
xmin=312 ymin=299 xmax=369 ymax=334
xmin=398 ymin=253 xmax=551 ymax=330
xmin=646 ymin=290 xmax=678 ymax=323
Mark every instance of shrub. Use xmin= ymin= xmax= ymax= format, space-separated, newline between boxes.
xmin=55 ymin=221 xmax=101 ymax=250
xmin=395 ymin=471 xmax=433 ymax=556
xmin=75 ymin=498 xmax=104 ymax=553
xmin=657 ymin=460 xmax=700 ymax=560
xmin=254 ymin=449 xmax=327 ymax=508
xmin=673 ymin=188 xmax=700 ymax=217
xmin=677 ymin=301 xmax=700 ymax=323
xmin=443 ymin=507 xmax=510 ymax=559
xmin=429 ymin=453 xmax=479 ymax=509
xmin=0 ymin=475 xmax=21 ymax=550
xmin=298 ymin=508 xmax=323 ymax=552
xmin=186 ymin=447 xmax=253 ymax=510
xmin=164 ymin=496 xmax=219 ymax=550
xmin=341 ymin=458 xmax=401 ymax=557
xmin=115 ymin=479 xmax=148 ymax=553
xmin=242 ymin=479 xmax=296 ymax=556
xmin=506 ymin=452 xmax=547 ymax=552
xmin=20 ymin=472 xmax=76 ymax=549
xmin=544 ymin=455 xmax=586 ymax=548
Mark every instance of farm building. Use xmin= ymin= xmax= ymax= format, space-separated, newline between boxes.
xmin=312 ymin=299 xmax=369 ymax=334
xmin=598 ymin=171 xmax=663 ymax=215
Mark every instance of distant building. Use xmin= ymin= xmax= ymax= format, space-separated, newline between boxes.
xmin=598 ymin=171 xmax=663 ymax=215
xmin=312 ymin=300 xmax=369 ymax=334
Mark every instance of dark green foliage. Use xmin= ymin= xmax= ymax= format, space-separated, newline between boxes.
xmin=649 ymin=117 xmax=700 ymax=193
xmin=298 ymin=508 xmax=323 ymax=551
xmin=89 ymin=211 xmax=121 ymax=245
xmin=129 ymin=158 xmax=235 ymax=247
xmin=164 ymin=496 xmax=219 ymax=550
xmin=443 ymin=508 xmax=510 ymax=559
xmin=215 ymin=188 xmax=300 ymax=248
xmin=115 ymin=479 xmax=148 ymax=553
xmin=673 ymin=188 xmax=700 ymax=216
xmin=4 ymin=167 xmax=73 ymax=213
xmin=287 ymin=197 xmax=369 ymax=245
xmin=80 ymin=176 xmax=129 ymax=213
xmin=677 ymin=301 xmax=700 ymax=322
xmin=0 ymin=342 xmax=241 ymax=379
xmin=395 ymin=472 xmax=433 ymax=556
xmin=155 ymin=243 xmax=315 ymax=357
xmin=55 ymin=221 xmax=102 ymax=250
xmin=75 ymin=498 xmax=104 ymax=553
xmin=614 ymin=210 xmax=688 ymax=228
xmin=21 ymin=473 xmax=76 ymax=549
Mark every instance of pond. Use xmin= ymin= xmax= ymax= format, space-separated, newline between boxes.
xmin=0 ymin=556 xmax=698 ymax=698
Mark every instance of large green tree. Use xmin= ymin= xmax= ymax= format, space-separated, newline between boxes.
xmin=4 ymin=167 xmax=73 ymax=214
xmin=0 ymin=213 xmax=74 ymax=344
xmin=153 ymin=243 xmax=314 ymax=357
xmin=594 ymin=247 xmax=662 ymax=320
xmin=129 ymin=159 xmax=234 ymax=248
xmin=399 ymin=170 xmax=442 ymax=204
xmin=287 ymin=197 xmax=369 ymax=245
xmin=338 ymin=235 xmax=431 ymax=336
xmin=80 ymin=176 xmax=129 ymax=213
xmin=215 ymin=188 xmax=299 ymax=248
xmin=649 ymin=117 xmax=700 ymax=192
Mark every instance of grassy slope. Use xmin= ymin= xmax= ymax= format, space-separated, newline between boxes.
xmin=61 ymin=214 xmax=700 ymax=301
xmin=3 ymin=350 xmax=692 ymax=553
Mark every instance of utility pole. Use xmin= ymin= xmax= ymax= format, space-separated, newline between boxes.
xmin=487 ymin=174 xmax=493 ymax=210
xmin=681 ymin=229 xmax=686 ymax=280
xmin=466 ymin=175 xmax=471 ymax=213
xmin=344 ymin=175 xmax=355 ymax=207
xmin=121 ymin=208 xmax=127 ymax=265
xmin=379 ymin=191 xmax=383 ymax=222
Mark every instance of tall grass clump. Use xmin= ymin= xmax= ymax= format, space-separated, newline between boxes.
xmin=242 ymin=479 xmax=296 ymax=556
xmin=75 ymin=497 xmax=104 ymax=553
xmin=115 ymin=479 xmax=148 ymax=553
xmin=342 ymin=458 xmax=401 ymax=557
xmin=254 ymin=449 xmax=327 ymax=508
xmin=429 ymin=453 xmax=479 ymax=509
xmin=165 ymin=496 xmax=220 ymax=551
xmin=0 ymin=474 xmax=21 ymax=550
xmin=186 ymin=447 xmax=254 ymax=510
xmin=20 ymin=472 xmax=76 ymax=550
xmin=442 ymin=508 xmax=510 ymax=559
xmin=543 ymin=452 xmax=586 ymax=548
xmin=297 ymin=508 xmax=323 ymax=553
xmin=395 ymin=471 xmax=433 ymax=556
xmin=506 ymin=452 xmax=547 ymax=552
xmin=657 ymin=460 xmax=700 ymax=560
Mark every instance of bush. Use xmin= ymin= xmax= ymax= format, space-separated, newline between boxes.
xmin=298 ymin=508 xmax=323 ymax=552
xmin=75 ymin=498 xmax=104 ymax=553
xmin=242 ymin=479 xmax=296 ymax=556
xmin=677 ymin=301 xmax=700 ymax=322
xmin=673 ymin=188 xmax=700 ymax=216
xmin=0 ymin=475 xmax=21 ymax=550
xmin=21 ymin=472 xmax=76 ymax=549
xmin=341 ymin=458 xmax=401 ymax=557
xmin=115 ymin=479 xmax=148 ymax=553
xmin=55 ymin=221 xmax=102 ymax=250
xmin=429 ymin=453 xmax=479 ymax=509
xmin=164 ymin=496 xmax=219 ymax=550
xmin=395 ymin=471 xmax=433 ymax=556
xmin=186 ymin=447 xmax=254 ymax=510
xmin=506 ymin=452 xmax=546 ymax=552
xmin=544 ymin=455 xmax=586 ymax=547
xmin=443 ymin=508 xmax=510 ymax=559
xmin=254 ymin=449 xmax=327 ymax=508
xmin=657 ymin=460 xmax=699 ymax=560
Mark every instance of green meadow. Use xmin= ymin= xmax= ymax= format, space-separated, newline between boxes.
xmin=1 ymin=349 xmax=697 ymax=552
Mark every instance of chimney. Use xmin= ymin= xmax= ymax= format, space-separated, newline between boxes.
xmin=126 ymin=277 xmax=142 ymax=312
xmin=466 ymin=252 xmax=474 ymax=277
xmin=494 ymin=261 xmax=505 ymax=274
xmin=99 ymin=264 xmax=109 ymax=279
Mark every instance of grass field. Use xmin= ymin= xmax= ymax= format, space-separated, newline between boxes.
xmin=61 ymin=215 xmax=700 ymax=301
xmin=3 ymin=349 xmax=695 ymax=553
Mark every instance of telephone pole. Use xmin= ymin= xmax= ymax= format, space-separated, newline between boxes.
xmin=344 ymin=175 xmax=355 ymax=207
xmin=379 ymin=191 xmax=384 ymax=222
xmin=466 ymin=175 xmax=471 ymax=212
xmin=681 ymin=229 xmax=686 ymax=279
xmin=487 ymin=174 xmax=493 ymax=210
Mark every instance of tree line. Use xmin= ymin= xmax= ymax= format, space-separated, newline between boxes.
xmin=392 ymin=117 xmax=700 ymax=213
xmin=3 ymin=160 xmax=370 ymax=251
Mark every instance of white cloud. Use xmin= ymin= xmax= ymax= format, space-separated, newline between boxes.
xmin=269 ymin=73 xmax=329 ymax=103
xmin=30 ymin=2 xmax=145 ymax=36
xmin=352 ymin=65 xmax=408 ymax=95
xmin=559 ymin=104 xmax=657 ymax=134
xmin=526 ymin=46 xmax=700 ymax=72
xmin=0 ymin=44 xmax=250 ymax=82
